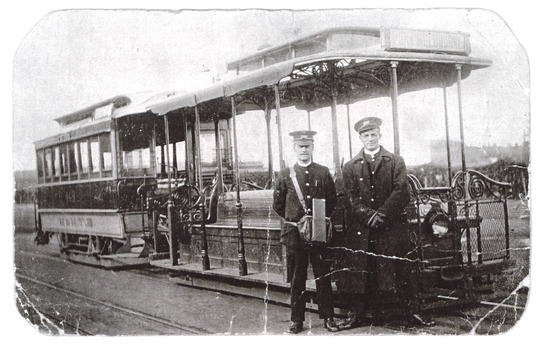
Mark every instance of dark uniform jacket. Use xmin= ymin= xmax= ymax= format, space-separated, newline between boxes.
xmin=341 ymin=146 xmax=411 ymax=292
xmin=273 ymin=162 xmax=337 ymax=250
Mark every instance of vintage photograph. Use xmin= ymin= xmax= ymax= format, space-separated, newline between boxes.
xmin=11 ymin=7 xmax=531 ymax=337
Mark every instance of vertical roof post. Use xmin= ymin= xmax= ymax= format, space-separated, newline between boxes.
xmin=195 ymin=106 xmax=211 ymax=271
xmin=274 ymin=85 xmax=285 ymax=169
xmin=389 ymin=61 xmax=401 ymax=155
xmin=231 ymin=96 xmax=248 ymax=276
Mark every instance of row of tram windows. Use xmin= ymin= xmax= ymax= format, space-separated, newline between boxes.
xmin=35 ymin=132 xmax=164 ymax=183
xmin=36 ymin=126 xmax=230 ymax=184
xmin=36 ymin=133 xmax=113 ymax=184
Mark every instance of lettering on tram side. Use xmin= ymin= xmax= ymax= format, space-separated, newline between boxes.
xmin=58 ymin=216 xmax=94 ymax=228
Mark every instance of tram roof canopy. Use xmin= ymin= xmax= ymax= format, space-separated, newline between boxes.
xmin=226 ymin=26 xmax=473 ymax=73
xmin=41 ymin=26 xmax=493 ymax=147
xmin=148 ymin=49 xmax=491 ymax=116
xmin=148 ymin=26 xmax=490 ymax=116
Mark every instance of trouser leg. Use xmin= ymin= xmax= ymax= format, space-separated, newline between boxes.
xmin=309 ymin=248 xmax=334 ymax=319
xmin=396 ymin=258 xmax=419 ymax=318
xmin=290 ymin=248 xmax=309 ymax=322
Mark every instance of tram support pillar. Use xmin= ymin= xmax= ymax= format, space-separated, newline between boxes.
xmin=389 ymin=61 xmax=401 ymax=155
xmin=167 ymin=202 xmax=179 ymax=266
xmin=199 ymin=201 xmax=211 ymax=271
xmin=231 ymin=96 xmax=248 ymax=276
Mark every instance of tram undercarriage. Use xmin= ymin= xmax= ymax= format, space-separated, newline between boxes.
xmin=37 ymin=210 xmax=153 ymax=269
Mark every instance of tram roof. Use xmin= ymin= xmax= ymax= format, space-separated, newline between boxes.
xmin=35 ymin=90 xmax=181 ymax=148
xmin=148 ymin=47 xmax=492 ymax=116
xmin=52 ymin=90 xmax=182 ymax=127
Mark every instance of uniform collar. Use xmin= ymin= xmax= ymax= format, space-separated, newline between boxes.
xmin=363 ymin=146 xmax=381 ymax=157
xmin=353 ymin=146 xmax=392 ymax=162
xmin=295 ymin=161 xmax=313 ymax=168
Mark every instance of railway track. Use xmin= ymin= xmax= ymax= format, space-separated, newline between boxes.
xmin=14 ymin=235 xmax=527 ymax=335
xmin=15 ymin=266 xmax=525 ymax=335
xmin=16 ymin=273 xmax=209 ymax=335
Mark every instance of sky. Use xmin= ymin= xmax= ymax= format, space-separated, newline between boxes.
xmin=10 ymin=5 xmax=532 ymax=172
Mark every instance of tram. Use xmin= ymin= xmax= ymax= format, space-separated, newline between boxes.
xmin=34 ymin=27 xmax=512 ymax=311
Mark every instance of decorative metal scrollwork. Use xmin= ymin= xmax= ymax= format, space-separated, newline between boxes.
xmin=291 ymin=60 xmax=348 ymax=86
xmin=451 ymin=170 xmax=511 ymax=200
xmin=417 ymin=189 xmax=453 ymax=204
xmin=311 ymin=60 xmax=346 ymax=83
xmin=451 ymin=171 xmax=466 ymax=201
xmin=353 ymin=65 xmax=390 ymax=88
xmin=408 ymin=174 xmax=453 ymax=204
xmin=468 ymin=175 xmax=486 ymax=199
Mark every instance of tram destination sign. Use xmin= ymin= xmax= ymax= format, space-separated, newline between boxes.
xmin=39 ymin=211 xmax=124 ymax=238
xmin=381 ymin=27 xmax=471 ymax=56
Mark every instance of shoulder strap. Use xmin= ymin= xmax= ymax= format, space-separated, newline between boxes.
xmin=289 ymin=166 xmax=308 ymax=214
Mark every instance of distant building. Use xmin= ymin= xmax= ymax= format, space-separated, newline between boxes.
xmin=429 ymin=140 xmax=529 ymax=168
xmin=14 ymin=170 xmax=37 ymax=203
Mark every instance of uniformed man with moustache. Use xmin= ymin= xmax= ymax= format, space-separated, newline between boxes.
xmin=273 ymin=130 xmax=340 ymax=334
xmin=339 ymin=117 xmax=433 ymax=328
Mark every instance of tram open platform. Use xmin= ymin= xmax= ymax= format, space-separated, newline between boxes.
xmin=149 ymin=258 xmax=324 ymax=309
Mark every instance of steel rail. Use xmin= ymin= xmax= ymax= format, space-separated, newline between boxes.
xmin=16 ymin=273 xmax=209 ymax=335
xmin=437 ymin=295 xmax=525 ymax=310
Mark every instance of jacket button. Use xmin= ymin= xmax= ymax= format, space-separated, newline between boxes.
xmin=371 ymin=198 xmax=374 ymax=202
xmin=306 ymin=183 xmax=310 ymax=186
xmin=359 ymin=178 xmax=363 ymax=181
xmin=306 ymin=195 xmax=311 ymax=199
xmin=357 ymin=232 xmax=361 ymax=236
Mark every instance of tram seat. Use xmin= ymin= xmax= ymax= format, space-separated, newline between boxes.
xmin=217 ymin=189 xmax=281 ymax=228
xmin=406 ymin=174 xmax=423 ymax=221
xmin=407 ymin=173 xmax=423 ymax=191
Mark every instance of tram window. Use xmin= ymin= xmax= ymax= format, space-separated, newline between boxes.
xmin=219 ymin=131 xmax=232 ymax=168
xmin=122 ymin=148 xmax=151 ymax=173
xmin=175 ymin=142 xmax=186 ymax=172
xmin=119 ymin=118 xmax=154 ymax=177
xmin=68 ymin=142 xmax=78 ymax=178
xmin=60 ymin=144 xmax=69 ymax=179
xmin=100 ymin=134 xmax=112 ymax=175
xmin=89 ymin=136 xmax=100 ymax=177
xmin=264 ymin=48 xmax=290 ymax=67
xmin=53 ymin=146 xmax=61 ymax=180
xmin=156 ymin=141 xmax=186 ymax=178
xmin=36 ymin=149 xmax=44 ymax=183
xmin=79 ymin=139 xmax=90 ymax=176
xmin=200 ymin=133 xmax=215 ymax=167
xmin=44 ymin=148 xmax=52 ymax=179
xmin=294 ymin=40 xmax=326 ymax=58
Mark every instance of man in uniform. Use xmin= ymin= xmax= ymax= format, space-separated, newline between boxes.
xmin=273 ymin=130 xmax=340 ymax=334
xmin=340 ymin=117 xmax=432 ymax=328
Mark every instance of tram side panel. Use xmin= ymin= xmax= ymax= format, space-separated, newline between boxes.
xmin=37 ymin=179 xmax=154 ymax=257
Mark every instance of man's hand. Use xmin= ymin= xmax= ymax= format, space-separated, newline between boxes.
xmin=369 ymin=212 xmax=387 ymax=229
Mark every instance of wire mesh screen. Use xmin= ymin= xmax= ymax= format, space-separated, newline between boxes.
xmin=459 ymin=199 xmax=508 ymax=263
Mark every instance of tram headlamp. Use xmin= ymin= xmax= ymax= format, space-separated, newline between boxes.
xmin=425 ymin=211 xmax=451 ymax=239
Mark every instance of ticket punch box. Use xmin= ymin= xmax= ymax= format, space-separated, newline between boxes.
xmin=312 ymin=198 xmax=327 ymax=242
